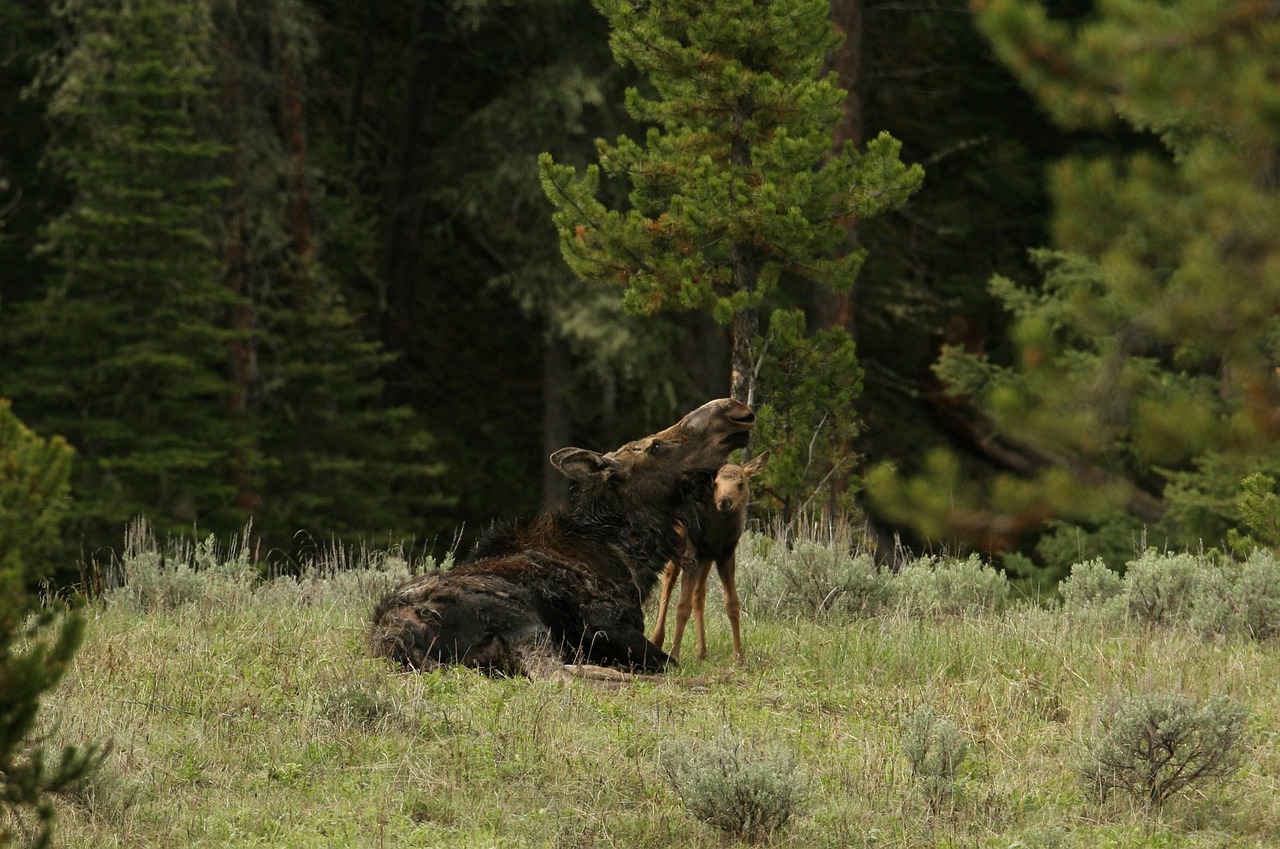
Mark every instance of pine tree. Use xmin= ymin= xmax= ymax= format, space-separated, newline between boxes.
xmin=204 ymin=0 xmax=447 ymax=546
xmin=752 ymin=308 xmax=864 ymax=522
xmin=0 ymin=0 xmax=445 ymax=554
xmin=3 ymin=0 xmax=247 ymax=544
xmin=868 ymin=0 xmax=1280 ymax=569
xmin=0 ymin=401 xmax=100 ymax=849
xmin=539 ymin=0 xmax=923 ymax=404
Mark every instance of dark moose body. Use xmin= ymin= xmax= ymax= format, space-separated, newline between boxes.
xmin=370 ymin=398 xmax=755 ymax=678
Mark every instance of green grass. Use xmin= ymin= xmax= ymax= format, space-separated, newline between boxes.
xmin=29 ymin=537 xmax=1280 ymax=848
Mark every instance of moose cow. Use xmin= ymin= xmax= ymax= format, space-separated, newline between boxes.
xmin=650 ymin=452 xmax=769 ymax=664
xmin=369 ymin=398 xmax=755 ymax=679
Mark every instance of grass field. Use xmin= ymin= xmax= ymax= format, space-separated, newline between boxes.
xmin=30 ymin=530 xmax=1280 ymax=848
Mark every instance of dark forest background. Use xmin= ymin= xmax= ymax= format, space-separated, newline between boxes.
xmin=3 ymin=0 xmax=1277 ymax=587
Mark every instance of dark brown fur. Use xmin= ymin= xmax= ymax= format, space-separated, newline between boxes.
xmin=370 ymin=399 xmax=755 ymax=678
xmin=650 ymin=452 xmax=769 ymax=663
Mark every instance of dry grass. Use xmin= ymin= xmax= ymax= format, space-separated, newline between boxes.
xmin=28 ymin=534 xmax=1280 ymax=848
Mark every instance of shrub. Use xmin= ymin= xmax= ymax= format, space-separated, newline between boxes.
xmin=108 ymin=518 xmax=258 ymax=611
xmin=1190 ymin=549 xmax=1280 ymax=640
xmin=902 ymin=705 xmax=969 ymax=815
xmin=895 ymin=555 xmax=1009 ymax=617
xmin=1123 ymin=551 xmax=1202 ymax=625
xmin=737 ymin=524 xmax=891 ymax=619
xmin=658 ymin=733 xmax=808 ymax=842
xmin=1059 ymin=558 xmax=1129 ymax=626
xmin=1232 ymin=549 xmax=1280 ymax=639
xmin=1188 ymin=561 xmax=1238 ymax=637
xmin=1059 ymin=558 xmax=1124 ymax=610
xmin=1081 ymin=692 xmax=1248 ymax=807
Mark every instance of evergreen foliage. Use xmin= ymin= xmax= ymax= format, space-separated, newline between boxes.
xmin=7 ymin=0 xmax=245 ymax=542
xmin=0 ymin=0 xmax=445 ymax=555
xmin=1226 ymin=473 xmax=1280 ymax=557
xmin=868 ymin=0 xmax=1280 ymax=568
xmin=0 ymin=402 xmax=100 ymax=849
xmin=539 ymin=0 xmax=923 ymax=402
xmin=751 ymin=308 xmax=863 ymax=521
xmin=0 ymin=400 xmax=72 ymax=591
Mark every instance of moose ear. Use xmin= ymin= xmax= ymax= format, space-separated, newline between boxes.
xmin=549 ymin=448 xmax=622 ymax=482
xmin=742 ymin=450 xmax=770 ymax=477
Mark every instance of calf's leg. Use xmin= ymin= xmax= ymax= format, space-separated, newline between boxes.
xmin=650 ymin=560 xmax=679 ymax=648
xmin=669 ymin=559 xmax=711 ymax=661
xmin=716 ymin=554 xmax=744 ymax=664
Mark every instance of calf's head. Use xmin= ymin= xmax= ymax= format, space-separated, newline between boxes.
xmin=713 ymin=451 xmax=770 ymax=514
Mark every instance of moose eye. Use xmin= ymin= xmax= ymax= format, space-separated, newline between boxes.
xmin=647 ymin=440 xmax=666 ymax=455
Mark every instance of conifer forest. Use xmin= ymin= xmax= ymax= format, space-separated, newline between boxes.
xmin=2 ymin=0 xmax=1278 ymax=586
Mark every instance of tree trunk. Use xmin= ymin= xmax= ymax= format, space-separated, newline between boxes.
xmin=379 ymin=0 xmax=442 ymax=399
xmin=541 ymin=335 xmax=571 ymax=509
xmin=811 ymin=0 xmax=864 ymax=516
xmin=729 ymin=91 xmax=760 ymax=405
xmin=221 ymin=34 xmax=261 ymax=516
xmin=685 ymin=313 xmax=730 ymax=398
xmin=729 ymin=236 xmax=760 ymax=405
xmin=277 ymin=19 xmax=314 ymax=271
xmin=815 ymin=0 xmax=862 ymax=336
xmin=345 ymin=0 xmax=377 ymax=166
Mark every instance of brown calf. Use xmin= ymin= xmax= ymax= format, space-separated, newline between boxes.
xmin=370 ymin=398 xmax=755 ymax=679
xmin=650 ymin=451 xmax=769 ymax=663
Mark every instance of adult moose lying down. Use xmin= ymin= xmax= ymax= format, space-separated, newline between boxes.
xmin=370 ymin=398 xmax=755 ymax=679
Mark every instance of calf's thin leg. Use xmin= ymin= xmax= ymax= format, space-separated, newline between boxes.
xmin=692 ymin=562 xmax=713 ymax=660
xmin=669 ymin=560 xmax=708 ymax=662
xmin=650 ymin=560 xmax=679 ymax=648
xmin=716 ymin=554 xmax=744 ymax=664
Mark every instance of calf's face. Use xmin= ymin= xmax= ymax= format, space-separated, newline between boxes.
xmin=713 ymin=450 xmax=770 ymax=513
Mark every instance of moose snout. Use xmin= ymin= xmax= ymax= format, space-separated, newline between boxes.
xmin=716 ymin=497 xmax=736 ymax=513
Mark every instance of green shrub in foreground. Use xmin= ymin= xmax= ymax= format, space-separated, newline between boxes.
xmin=739 ymin=526 xmax=1012 ymax=620
xmin=1062 ymin=549 xmax=1280 ymax=640
xmin=1082 ymin=692 xmax=1247 ymax=808
xmin=737 ymin=526 xmax=892 ymax=618
xmin=902 ymin=705 xmax=970 ymax=815
xmin=658 ymin=734 xmax=808 ymax=843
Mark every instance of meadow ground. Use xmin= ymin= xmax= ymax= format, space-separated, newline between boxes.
xmin=27 ymin=534 xmax=1280 ymax=848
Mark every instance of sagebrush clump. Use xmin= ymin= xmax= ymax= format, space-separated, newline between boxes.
xmin=737 ymin=525 xmax=1012 ymax=620
xmin=1191 ymin=549 xmax=1280 ymax=639
xmin=902 ymin=705 xmax=970 ymax=815
xmin=1124 ymin=550 xmax=1200 ymax=625
xmin=894 ymin=554 xmax=1009 ymax=617
xmin=1082 ymin=692 xmax=1247 ymax=807
xmin=1060 ymin=549 xmax=1280 ymax=640
xmin=736 ymin=524 xmax=892 ymax=618
xmin=658 ymin=734 xmax=809 ymax=842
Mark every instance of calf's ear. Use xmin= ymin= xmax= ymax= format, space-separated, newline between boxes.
xmin=742 ymin=450 xmax=770 ymax=477
xmin=550 ymin=448 xmax=621 ymax=482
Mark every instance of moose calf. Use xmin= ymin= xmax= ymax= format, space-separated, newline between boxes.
xmin=650 ymin=451 xmax=769 ymax=664
xmin=370 ymin=398 xmax=755 ymax=679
